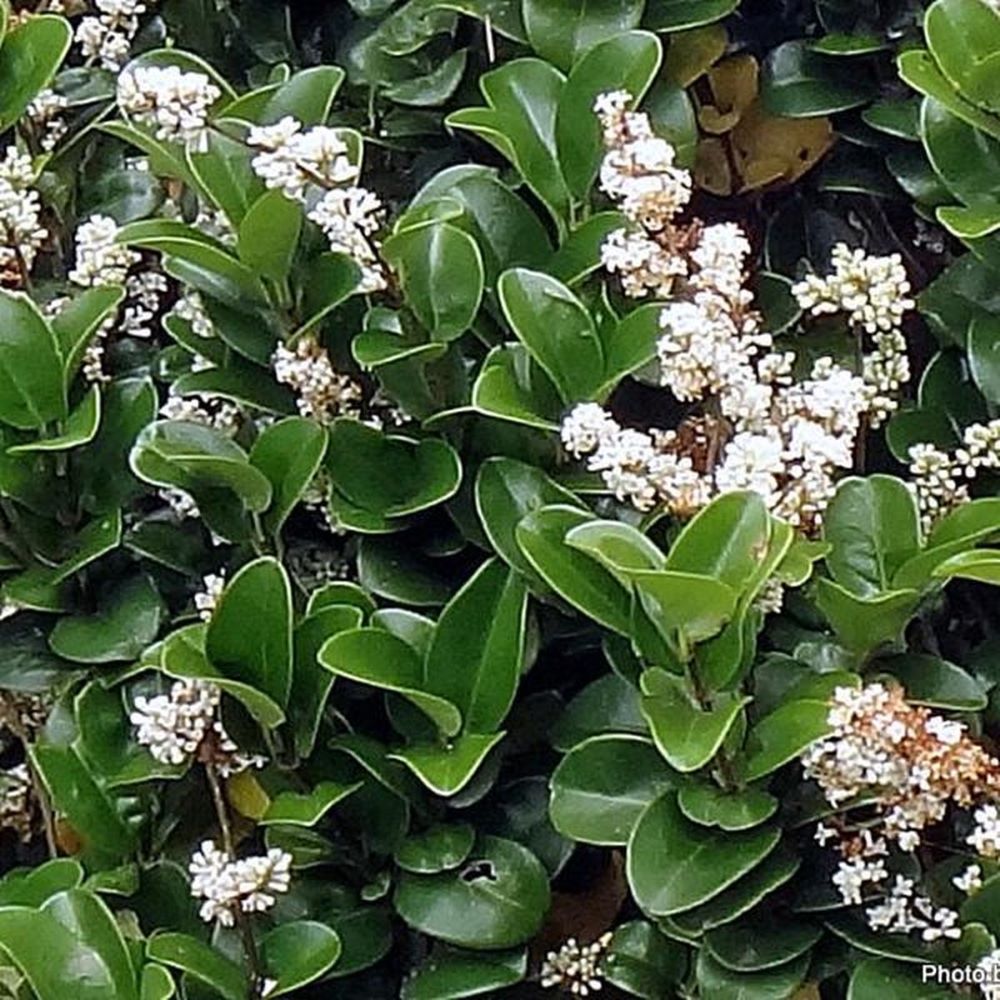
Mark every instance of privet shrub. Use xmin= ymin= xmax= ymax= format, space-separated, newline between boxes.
xmin=1 ymin=0 xmax=1000 ymax=997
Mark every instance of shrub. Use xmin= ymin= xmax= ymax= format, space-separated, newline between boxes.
xmin=0 ymin=0 xmax=999 ymax=998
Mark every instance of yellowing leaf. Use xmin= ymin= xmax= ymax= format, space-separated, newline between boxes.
xmin=663 ymin=24 xmax=727 ymax=87
xmin=706 ymin=54 xmax=759 ymax=122
xmin=227 ymin=771 xmax=271 ymax=820
xmin=694 ymin=137 xmax=732 ymax=195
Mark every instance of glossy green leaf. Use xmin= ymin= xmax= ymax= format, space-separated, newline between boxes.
xmin=425 ymin=559 xmax=527 ymax=733
xmin=394 ymin=836 xmax=550 ymax=949
xmin=555 ymin=31 xmax=661 ymax=199
xmin=550 ymin=734 xmax=678 ymax=845
xmin=640 ymin=669 xmax=747 ymax=772
xmin=815 ymin=580 xmax=920 ymax=654
xmin=261 ymin=921 xmax=342 ymax=995
xmin=206 ymin=556 xmax=293 ymax=707
xmin=523 ymin=0 xmax=643 ymax=70
xmin=0 ymin=290 xmax=66 ymax=430
xmin=391 ymin=732 xmax=505 ymax=796
xmin=146 ymin=934 xmax=245 ymax=1000
xmin=394 ymin=823 xmax=476 ymax=874
xmin=762 ymin=40 xmax=875 ymax=116
xmin=516 ymin=504 xmax=632 ymax=635
xmin=401 ymin=946 xmax=527 ymax=999
xmin=742 ymin=699 xmax=830 ymax=781
xmin=603 ymin=920 xmax=688 ymax=999
xmin=878 ymin=653 xmax=986 ymax=709
xmin=676 ymin=783 xmax=778 ymax=831
xmin=644 ymin=0 xmax=737 ymax=31
xmin=237 ymin=189 xmax=302 ymax=281
xmin=383 ymin=222 xmax=484 ymax=342
xmin=0 ymin=15 xmax=72 ymax=131
xmin=260 ymin=782 xmax=361 ymax=827
xmin=321 ymin=627 xmax=462 ymax=737
xmin=627 ymin=793 xmax=779 ymax=916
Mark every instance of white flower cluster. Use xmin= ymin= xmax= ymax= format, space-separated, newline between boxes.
xmin=273 ymin=337 xmax=363 ymax=424
xmin=571 ymin=95 xmax=892 ymax=531
xmin=247 ymin=117 xmax=386 ymax=292
xmin=27 ymin=90 xmax=69 ymax=152
xmin=117 ymin=65 xmax=220 ymax=152
xmin=122 ymin=271 xmax=168 ymax=338
xmin=540 ymin=932 xmax=612 ymax=997
xmin=909 ymin=419 xmax=1000 ymax=530
xmin=69 ymin=214 xmax=138 ymax=287
xmin=968 ymin=803 xmax=1000 ymax=858
xmin=130 ymin=678 xmax=264 ymax=776
xmin=954 ymin=863 xmax=984 ymax=893
xmin=793 ymin=244 xmax=915 ymax=426
xmin=189 ymin=840 xmax=292 ymax=927
xmin=979 ymin=950 xmax=1000 ymax=1000
xmin=0 ymin=147 xmax=47 ymax=286
xmin=160 ymin=392 xmax=241 ymax=436
xmin=803 ymin=683 xmax=1000 ymax=854
xmin=170 ymin=289 xmax=215 ymax=339
xmin=76 ymin=0 xmax=150 ymax=71
xmin=0 ymin=764 xmax=33 ymax=843
xmin=194 ymin=571 xmax=225 ymax=622
xmin=594 ymin=90 xmax=692 ymax=299
xmin=561 ymin=354 xmax=867 ymax=529
xmin=864 ymin=874 xmax=961 ymax=943
xmin=159 ymin=485 xmax=199 ymax=520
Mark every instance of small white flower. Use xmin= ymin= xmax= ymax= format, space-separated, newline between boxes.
xmin=117 ymin=65 xmax=221 ymax=152
xmin=954 ymin=863 xmax=983 ymax=894
xmin=272 ymin=337 xmax=363 ymax=424
xmin=194 ymin=572 xmax=226 ymax=622
xmin=540 ymin=932 xmax=612 ymax=997
xmin=69 ymin=214 xmax=138 ymax=287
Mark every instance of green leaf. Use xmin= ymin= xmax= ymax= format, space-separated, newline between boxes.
xmin=42 ymin=889 xmax=137 ymax=1000
xmin=49 ymin=574 xmax=163 ymax=664
xmin=669 ymin=845 xmax=800 ymax=934
xmin=206 ymin=556 xmax=293 ymax=707
xmin=630 ymin=571 xmax=738 ymax=652
xmin=236 ymin=189 xmax=302 ymax=281
xmin=815 ymin=580 xmax=920 ymax=654
xmin=321 ymin=627 xmax=463 ymax=738
xmin=161 ymin=624 xmax=286 ymax=728
xmin=498 ymin=268 xmax=604 ymax=403
xmin=969 ymin=312 xmax=1000 ymax=404
xmin=705 ymin=915 xmax=820 ymax=972
xmin=666 ymin=492 xmax=772 ymax=592
xmin=925 ymin=0 xmax=1000 ymax=113
xmin=516 ymin=505 xmax=632 ymax=635
xmin=898 ymin=49 xmax=1000 ymax=142
xmin=394 ymin=835 xmax=550 ymax=949
xmin=469 ymin=344 xmax=563 ymax=431
xmin=146 ymin=934 xmax=246 ymax=1000
xmin=394 ymin=823 xmax=476 ymax=874
xmin=447 ymin=59 xmax=571 ymax=234
xmin=327 ymin=419 xmax=462 ymax=520
xmin=550 ymin=672 xmax=648 ymax=750
xmin=761 ymin=40 xmax=875 ymax=117
xmin=385 ymin=50 xmax=469 ymax=107
xmin=139 ymin=965 xmax=175 ymax=1000
xmin=550 ymin=734 xmax=678 ymax=845
xmin=401 ymin=947 xmax=527 ymax=999
xmin=383 ymin=222 xmax=484 ymax=342
xmin=676 ymin=784 xmax=778 ymax=831
xmin=0 ymin=290 xmax=66 ymax=429
xmin=0 ymin=14 xmax=72 ymax=131
xmin=260 ymin=782 xmax=361 ymax=827
xmin=0 ymin=900 xmax=122 ymax=1000
xmin=877 ymin=653 xmax=987 ymax=709
xmin=696 ymin=950 xmax=809 ymax=1000
xmin=222 ymin=65 xmax=345 ymax=126
xmin=29 ymin=744 xmax=136 ymax=863
xmin=0 ymin=859 xmax=83 ymax=907
xmin=130 ymin=420 xmax=272 ymax=516
xmin=556 ymin=32 xmax=660 ymax=199
xmin=294 ymin=253 xmax=361 ymax=339
xmin=644 ymin=0 xmax=737 ymax=31
xmin=9 ymin=387 xmax=100 ymax=454
xmin=933 ymin=548 xmax=1000 ymax=585
xmin=289 ymin=604 xmax=364 ymax=758
xmin=523 ymin=0 xmax=643 ymax=70
xmin=640 ymin=669 xmax=748 ymax=772
xmin=391 ymin=732 xmax=505 ymax=796
xmin=602 ymin=920 xmax=688 ymax=999
xmin=357 ymin=535 xmax=453 ymax=606
xmin=260 ymin=921 xmax=342 ymax=996
xmin=848 ymin=958 xmax=955 ymax=1000
xmin=627 ymin=793 xmax=779 ymax=916
xmin=548 ymin=211 xmax=626 ymax=285
xmin=920 ymin=98 xmax=1000 ymax=212
xmin=474 ymin=458 xmax=583 ymax=582
xmin=188 ymin=131 xmax=263 ymax=228
xmin=51 ymin=288 xmax=125 ymax=382
xmin=565 ymin=518 xmax=666 ymax=583
xmin=249 ymin=416 xmax=328 ymax=537
xmin=741 ymin=699 xmax=830 ymax=782
xmin=424 ymin=559 xmax=527 ymax=733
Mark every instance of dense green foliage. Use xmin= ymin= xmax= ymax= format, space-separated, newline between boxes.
xmin=0 ymin=0 xmax=1000 ymax=998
